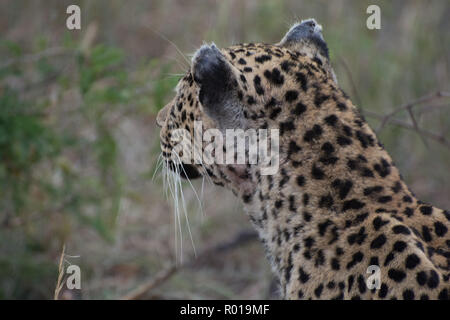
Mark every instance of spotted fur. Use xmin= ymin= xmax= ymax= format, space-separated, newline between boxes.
xmin=157 ymin=19 xmax=450 ymax=300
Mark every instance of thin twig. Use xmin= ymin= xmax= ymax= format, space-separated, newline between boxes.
xmin=336 ymin=57 xmax=450 ymax=143
xmin=119 ymin=229 xmax=258 ymax=300
xmin=406 ymin=106 xmax=429 ymax=149
xmin=376 ymin=91 xmax=450 ymax=133
xmin=365 ymin=110 xmax=450 ymax=148
xmin=337 ymin=56 xmax=363 ymax=109
xmin=416 ymin=104 xmax=450 ymax=116
xmin=120 ymin=265 xmax=177 ymax=300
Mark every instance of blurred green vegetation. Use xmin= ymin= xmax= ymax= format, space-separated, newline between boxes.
xmin=0 ymin=28 xmax=178 ymax=299
xmin=0 ymin=0 xmax=449 ymax=299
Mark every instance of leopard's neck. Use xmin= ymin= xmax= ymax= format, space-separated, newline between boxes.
xmin=239 ymin=111 xmax=423 ymax=293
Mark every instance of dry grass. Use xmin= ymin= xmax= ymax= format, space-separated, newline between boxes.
xmin=54 ymin=244 xmax=65 ymax=300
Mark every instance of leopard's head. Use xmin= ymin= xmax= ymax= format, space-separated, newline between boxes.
xmin=157 ymin=19 xmax=337 ymax=195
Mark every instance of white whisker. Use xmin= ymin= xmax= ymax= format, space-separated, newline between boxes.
xmin=145 ymin=26 xmax=191 ymax=68
xmin=174 ymin=153 xmax=204 ymax=221
xmin=200 ymin=176 xmax=205 ymax=221
xmin=165 ymin=73 xmax=185 ymax=77
xmin=152 ymin=153 xmax=164 ymax=181
xmin=165 ymin=159 xmax=184 ymax=264
xmin=160 ymin=146 xmax=217 ymax=263
xmin=174 ymin=164 xmax=197 ymax=258
xmin=172 ymin=169 xmax=183 ymax=263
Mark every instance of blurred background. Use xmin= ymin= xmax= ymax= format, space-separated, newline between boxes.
xmin=0 ymin=0 xmax=449 ymax=299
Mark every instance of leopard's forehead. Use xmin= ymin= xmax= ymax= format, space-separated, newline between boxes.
xmin=176 ymin=42 xmax=329 ymax=109
xmin=224 ymin=43 xmax=294 ymax=63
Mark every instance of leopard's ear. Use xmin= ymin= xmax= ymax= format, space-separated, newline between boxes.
xmin=191 ymin=44 xmax=244 ymax=129
xmin=279 ymin=19 xmax=329 ymax=59
xmin=279 ymin=19 xmax=337 ymax=83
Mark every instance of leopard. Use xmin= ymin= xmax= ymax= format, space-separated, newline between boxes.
xmin=156 ymin=19 xmax=450 ymax=300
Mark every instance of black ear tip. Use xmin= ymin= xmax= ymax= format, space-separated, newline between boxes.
xmin=302 ymin=19 xmax=317 ymax=28
xmin=280 ymin=19 xmax=329 ymax=59
xmin=284 ymin=18 xmax=324 ymax=43
xmin=193 ymin=43 xmax=220 ymax=59
xmin=192 ymin=43 xmax=224 ymax=84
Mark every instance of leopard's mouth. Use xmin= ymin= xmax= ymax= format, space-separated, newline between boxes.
xmin=167 ymin=161 xmax=202 ymax=180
